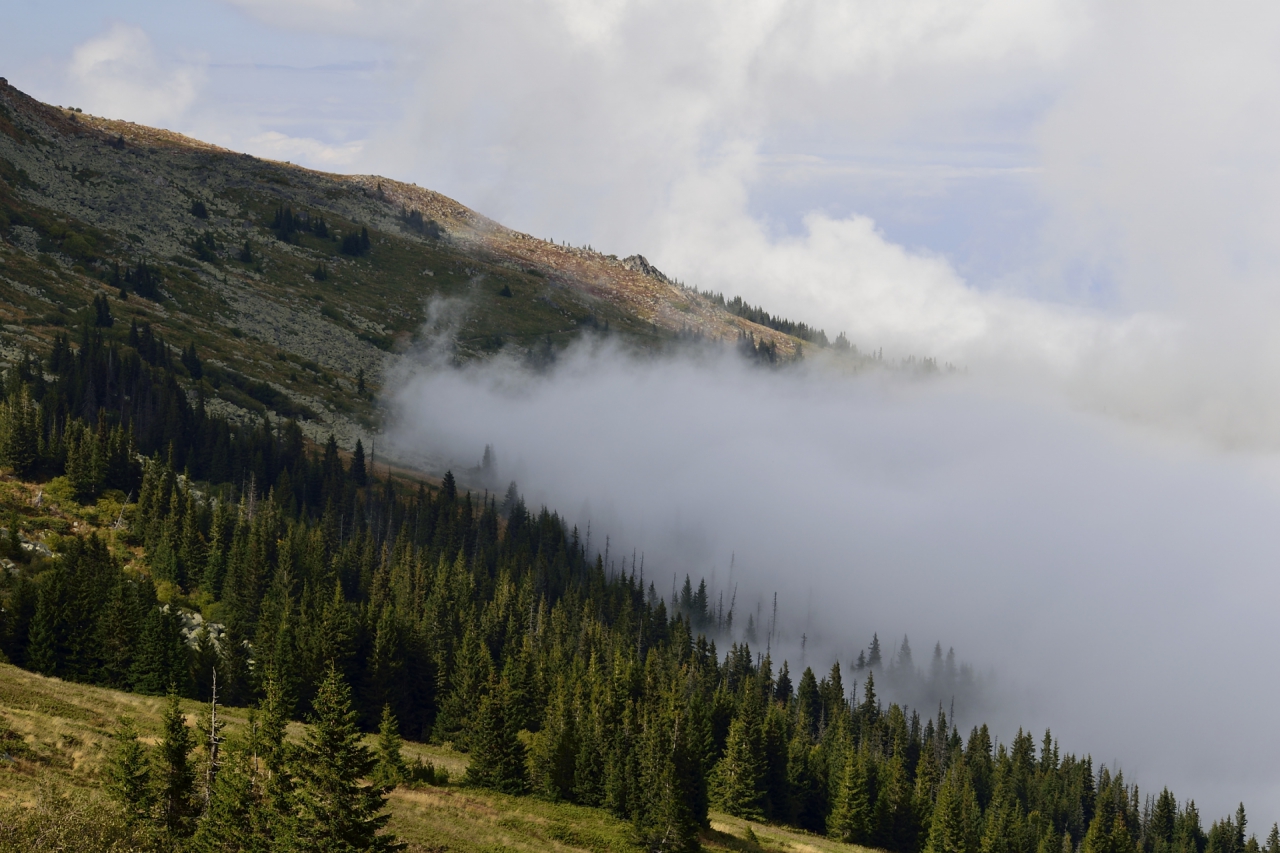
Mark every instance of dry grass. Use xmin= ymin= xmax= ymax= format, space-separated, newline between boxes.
xmin=0 ymin=664 xmax=877 ymax=853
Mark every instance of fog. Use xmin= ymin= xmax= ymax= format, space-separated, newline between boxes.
xmin=385 ymin=337 xmax=1280 ymax=827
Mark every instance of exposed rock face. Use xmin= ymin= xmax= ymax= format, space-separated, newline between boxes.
xmin=621 ymin=254 xmax=671 ymax=284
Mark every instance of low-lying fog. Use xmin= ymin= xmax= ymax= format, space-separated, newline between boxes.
xmin=385 ymin=337 xmax=1280 ymax=828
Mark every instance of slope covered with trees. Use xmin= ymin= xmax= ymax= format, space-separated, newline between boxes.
xmin=0 ymin=306 xmax=1270 ymax=853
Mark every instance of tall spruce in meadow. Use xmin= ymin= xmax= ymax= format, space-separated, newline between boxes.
xmin=293 ymin=667 xmax=400 ymax=852
xmin=1151 ymin=788 xmax=1179 ymax=850
xmin=253 ymin=677 xmax=298 ymax=849
xmin=795 ymin=666 xmax=821 ymax=738
xmin=25 ymin=566 xmax=68 ymax=676
xmin=0 ymin=384 xmax=39 ymax=476
xmin=529 ymin=683 xmax=576 ymax=800
xmin=573 ymin=699 xmax=606 ymax=807
xmin=980 ymin=790 xmax=1027 ymax=853
xmin=372 ymin=704 xmax=408 ymax=790
xmin=466 ymin=680 xmax=528 ymax=794
xmin=105 ymin=718 xmax=155 ymax=827
xmin=434 ymin=621 xmax=492 ymax=747
xmin=1082 ymin=773 xmax=1131 ymax=853
xmin=156 ymin=691 xmax=199 ymax=840
xmin=95 ymin=582 xmax=137 ymax=689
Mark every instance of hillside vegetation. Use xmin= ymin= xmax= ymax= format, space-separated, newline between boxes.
xmin=0 ymin=309 xmax=1266 ymax=853
xmin=0 ymin=77 xmax=829 ymax=456
xmin=0 ymin=663 xmax=859 ymax=853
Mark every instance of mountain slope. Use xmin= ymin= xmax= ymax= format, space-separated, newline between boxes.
xmin=0 ymin=77 xmax=804 ymax=450
xmin=0 ymin=663 xmax=871 ymax=853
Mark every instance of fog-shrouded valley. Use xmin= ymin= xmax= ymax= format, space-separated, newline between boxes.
xmin=3 ymin=4 xmax=1280 ymax=852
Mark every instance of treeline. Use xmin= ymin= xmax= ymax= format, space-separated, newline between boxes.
xmin=705 ymin=291 xmax=830 ymax=346
xmin=0 ymin=313 xmax=1273 ymax=853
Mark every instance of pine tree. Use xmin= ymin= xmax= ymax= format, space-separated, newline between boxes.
xmin=351 ymin=439 xmax=368 ymax=486
xmin=868 ymin=634 xmax=882 ymax=668
xmin=466 ymin=680 xmax=527 ymax=794
xmin=293 ymin=666 xmax=400 ymax=852
xmin=131 ymin=605 xmax=190 ymax=696
xmin=190 ymin=749 xmax=257 ymax=853
xmin=925 ymin=760 xmax=980 ymax=853
xmin=105 ymin=718 xmax=155 ymax=826
xmin=829 ymin=748 xmax=872 ymax=844
xmin=635 ymin=699 xmax=701 ymax=853
xmin=155 ymin=690 xmax=199 ymax=840
xmin=372 ymin=704 xmax=408 ymax=790
xmin=254 ymin=677 xmax=299 ymax=849
xmin=710 ymin=711 xmax=764 ymax=820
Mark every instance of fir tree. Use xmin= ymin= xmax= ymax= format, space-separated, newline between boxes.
xmin=190 ymin=749 xmax=258 ymax=853
xmin=710 ymin=710 xmax=764 ymax=820
xmin=105 ymin=718 xmax=155 ymax=826
xmin=351 ymin=439 xmax=367 ymax=487
xmin=293 ymin=666 xmax=400 ymax=852
xmin=829 ymin=748 xmax=872 ymax=844
xmin=155 ymin=690 xmax=199 ymax=840
xmin=925 ymin=760 xmax=980 ymax=853
xmin=372 ymin=704 xmax=408 ymax=790
xmin=466 ymin=680 xmax=527 ymax=794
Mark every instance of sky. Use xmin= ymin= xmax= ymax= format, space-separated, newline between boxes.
xmin=8 ymin=0 xmax=1280 ymax=828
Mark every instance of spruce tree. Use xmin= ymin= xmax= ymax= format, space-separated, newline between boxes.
xmin=351 ymin=439 xmax=367 ymax=487
xmin=190 ymin=749 xmax=257 ymax=853
xmin=105 ymin=718 xmax=155 ymax=827
xmin=635 ymin=700 xmax=701 ymax=853
xmin=372 ymin=704 xmax=408 ymax=790
xmin=829 ymin=748 xmax=872 ymax=844
xmin=155 ymin=690 xmax=199 ymax=840
xmin=293 ymin=666 xmax=399 ymax=852
xmin=254 ymin=678 xmax=299 ymax=849
xmin=710 ymin=712 xmax=764 ymax=820
xmin=925 ymin=760 xmax=980 ymax=853
xmin=466 ymin=680 xmax=527 ymax=794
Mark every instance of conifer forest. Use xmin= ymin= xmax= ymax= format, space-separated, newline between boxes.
xmin=0 ymin=301 xmax=1273 ymax=853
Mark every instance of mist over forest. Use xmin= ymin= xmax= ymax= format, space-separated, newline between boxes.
xmin=386 ymin=334 xmax=1280 ymax=827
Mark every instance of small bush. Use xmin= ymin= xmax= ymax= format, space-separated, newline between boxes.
xmin=406 ymin=758 xmax=449 ymax=788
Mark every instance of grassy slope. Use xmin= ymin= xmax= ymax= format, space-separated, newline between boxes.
xmin=0 ymin=663 xmax=874 ymax=853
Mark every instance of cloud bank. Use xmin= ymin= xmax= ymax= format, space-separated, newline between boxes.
xmin=210 ymin=0 xmax=1280 ymax=445
xmin=385 ymin=339 xmax=1280 ymax=827
xmin=67 ymin=23 xmax=203 ymax=127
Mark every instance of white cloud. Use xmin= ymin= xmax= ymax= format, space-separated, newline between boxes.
xmin=67 ymin=23 xmax=203 ymax=127
xmin=246 ymin=130 xmax=364 ymax=167
xmin=384 ymin=338 xmax=1280 ymax=825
